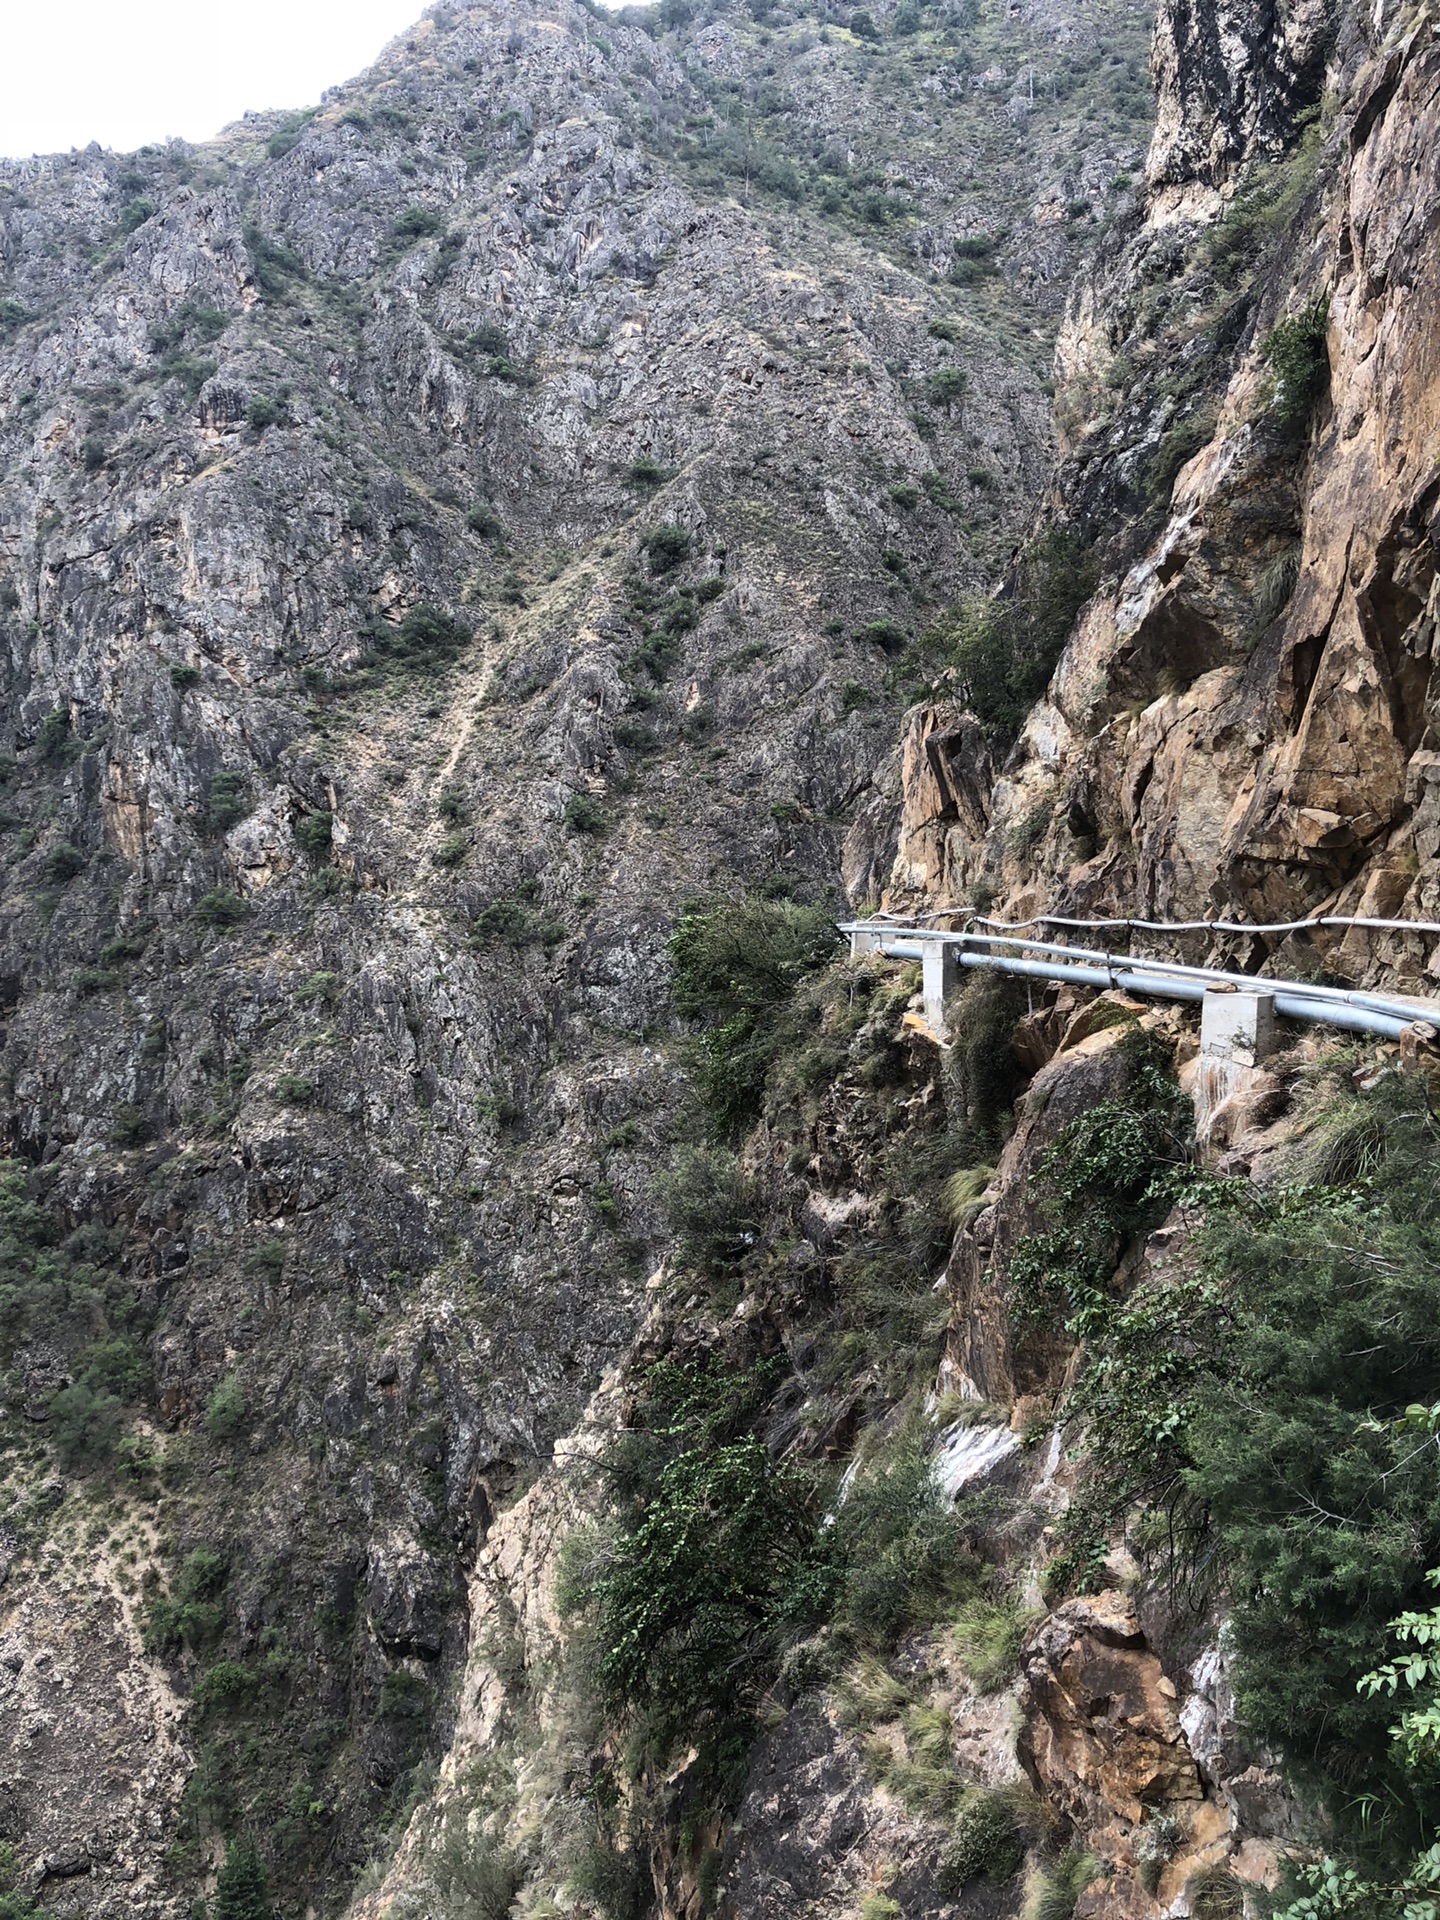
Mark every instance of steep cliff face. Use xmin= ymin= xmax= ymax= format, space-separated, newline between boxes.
xmin=0 ymin=0 xmax=1157 ymax=1913
xmin=879 ymin=0 xmax=1440 ymax=1006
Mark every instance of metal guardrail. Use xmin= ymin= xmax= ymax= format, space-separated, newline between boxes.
xmin=839 ymin=922 xmax=1440 ymax=1045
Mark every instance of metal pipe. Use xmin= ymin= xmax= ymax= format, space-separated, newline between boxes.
xmin=842 ymin=924 xmax=1437 ymax=1029
xmin=844 ymin=924 xmax=1434 ymax=1042
xmin=867 ymin=907 xmax=1440 ymax=941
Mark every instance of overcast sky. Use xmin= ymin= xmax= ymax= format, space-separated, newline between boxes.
xmin=0 ymin=0 xmax=432 ymax=160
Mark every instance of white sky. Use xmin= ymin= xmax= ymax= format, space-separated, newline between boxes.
xmin=0 ymin=0 xmax=431 ymax=160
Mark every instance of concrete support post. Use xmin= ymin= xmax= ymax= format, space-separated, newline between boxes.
xmin=1200 ymin=986 xmax=1278 ymax=1066
xmin=922 ymin=940 xmax=963 ymax=1035
xmin=849 ymin=926 xmax=884 ymax=959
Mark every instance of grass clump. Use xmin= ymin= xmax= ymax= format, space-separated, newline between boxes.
xmin=937 ymin=1787 xmax=1027 ymax=1893
xmin=1259 ymin=298 xmax=1329 ymax=435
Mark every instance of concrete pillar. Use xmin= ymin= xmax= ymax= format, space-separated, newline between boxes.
xmin=849 ymin=926 xmax=884 ymax=958
xmin=922 ymin=940 xmax=963 ymax=1035
xmin=1200 ymin=986 xmax=1278 ymax=1067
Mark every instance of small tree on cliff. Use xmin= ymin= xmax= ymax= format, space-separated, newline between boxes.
xmin=213 ymin=1836 xmax=271 ymax=1920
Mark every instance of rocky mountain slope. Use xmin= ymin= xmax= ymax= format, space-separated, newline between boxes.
xmin=6 ymin=0 xmax=1440 ymax=1916
xmin=0 ymin=0 xmax=1156 ymax=1913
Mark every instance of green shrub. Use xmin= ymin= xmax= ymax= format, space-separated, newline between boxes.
xmin=244 ymin=225 xmax=308 ymax=297
xmin=937 ymin=1788 xmax=1025 ymax=1893
xmin=932 ymin=525 xmax=1099 ymax=748
xmin=73 ymin=967 xmax=120 ymax=995
xmin=656 ymin=1146 xmax=760 ymax=1275
xmin=626 ymin=454 xmax=674 ymax=487
xmin=193 ymin=889 xmax=250 ymax=929
xmin=119 ymin=197 xmax=156 ymax=233
xmin=466 ymin=500 xmax=503 ymax=538
xmin=47 ymin=1381 xmax=122 ymax=1468
xmin=79 ymin=436 xmax=107 ymax=472
xmin=41 ymin=842 xmax=86 ymax=883
xmin=950 ymin=1596 xmax=1028 ymax=1692
xmin=204 ymin=771 xmax=251 ymax=836
xmin=928 ymin=367 xmax=968 ymax=408
xmin=574 ymin=1357 xmax=837 ymax=1801
xmin=393 ymin=205 xmax=443 ymax=239
xmin=1024 ymin=1849 xmax=1096 ymax=1920
xmin=641 ymin=524 xmax=692 ymax=573
xmin=668 ymin=895 xmax=838 ymax=1135
xmin=360 ymin=601 xmax=471 ymax=675
xmin=245 ymin=394 xmax=280 ymax=431
xmin=143 ymin=1547 xmax=228 ymax=1652
xmin=433 ymin=832 xmax=469 ymax=868
xmin=169 ymin=663 xmax=200 ymax=689
xmin=110 ymin=1103 xmax=151 ymax=1147
xmin=192 ymin=1659 xmax=255 ymax=1709
xmin=831 ymin=1416 xmax=979 ymax=1645
xmin=213 ymin=1834 xmax=271 ymax=1920
xmin=294 ymin=810 xmax=332 ymax=855
xmin=1260 ymin=298 xmax=1330 ymax=434
xmin=564 ymin=793 xmax=605 ymax=835
xmin=274 ymin=1073 xmax=312 ymax=1105
xmin=35 ymin=708 xmax=77 ymax=762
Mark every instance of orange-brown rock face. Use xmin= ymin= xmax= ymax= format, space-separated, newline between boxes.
xmin=871 ymin=17 xmax=1440 ymax=999
xmin=1019 ymin=1591 xmax=1204 ymax=1830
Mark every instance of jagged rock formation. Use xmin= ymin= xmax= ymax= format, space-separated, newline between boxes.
xmin=873 ymin=0 xmax=1440 ymax=1007
xmin=0 ymin=0 xmax=1156 ymax=1912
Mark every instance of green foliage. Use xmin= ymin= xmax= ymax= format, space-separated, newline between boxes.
xmin=35 ymin=708 xmax=79 ymax=763
xmin=928 ymin=367 xmax=968 ymax=408
xmin=119 ymin=196 xmax=156 ymax=232
xmin=170 ymin=663 xmax=201 ymax=689
xmin=668 ymin=895 xmax=838 ymax=1136
xmin=830 ymin=1416 xmax=979 ymax=1646
xmin=1024 ymin=1849 xmax=1097 ymax=1920
xmin=40 ymin=841 xmax=86 ymax=883
xmin=47 ymin=1380 xmax=123 ymax=1468
xmin=294 ymin=810 xmax=332 ymax=856
xmin=192 ymin=1660 xmax=256 ymax=1710
xmin=245 ymin=395 xmax=280 ymax=432
xmin=203 ymin=771 xmax=251 ymax=836
xmin=144 ymin=1547 xmax=228 ymax=1652
xmin=573 ymin=1357 xmax=837 ymax=1801
xmin=466 ymin=500 xmax=503 ymax=538
xmin=213 ymin=1835 xmax=271 ymax=1920
xmin=656 ymin=1146 xmax=760 ymax=1276
xmin=1260 ymin=298 xmax=1330 ymax=435
xmin=641 ymin=524 xmax=692 ymax=573
xmin=359 ymin=602 xmax=471 ymax=676
xmin=244 ymin=225 xmax=307 ymax=297
xmin=193 ymin=889 xmax=250 ymax=930
xmin=564 ymin=793 xmax=605 ymax=836
xmin=394 ymin=205 xmax=444 ymax=239
xmin=927 ymin=527 xmax=1099 ymax=748
xmin=206 ymin=1376 xmax=247 ymax=1442
xmin=433 ymin=832 xmax=469 ymax=869
xmin=950 ymin=1596 xmax=1029 ymax=1693
xmin=79 ymin=436 xmax=107 ymax=472
xmin=937 ymin=1788 xmax=1025 ymax=1893
xmin=625 ymin=454 xmax=675 ymax=487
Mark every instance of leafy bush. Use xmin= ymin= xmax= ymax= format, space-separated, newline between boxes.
xmin=573 ymin=1357 xmax=837 ymax=1801
xmin=294 ymin=810 xmax=332 ymax=855
xmin=669 ymin=896 xmax=838 ymax=1136
xmin=830 ymin=1416 xmax=979 ymax=1645
xmin=203 ymin=771 xmax=251 ymax=836
xmin=394 ymin=205 xmax=443 ymax=239
xmin=170 ymin=663 xmax=200 ymax=689
xmin=360 ymin=602 xmax=471 ymax=675
xmin=565 ymin=793 xmax=605 ymax=835
xmin=245 ymin=395 xmax=280 ymax=431
xmin=143 ymin=1547 xmax=228 ymax=1652
xmin=656 ymin=1146 xmax=760 ymax=1276
xmin=34 ymin=708 xmax=77 ymax=763
xmin=274 ymin=1073 xmax=312 ymax=1105
xmin=932 ymin=526 xmax=1099 ymax=748
xmin=213 ymin=1834 xmax=271 ymax=1920
xmin=47 ymin=1380 xmax=123 ymax=1468
xmin=626 ymin=454 xmax=674 ymax=487
xmin=193 ymin=889 xmax=250 ymax=930
xmin=928 ymin=367 xmax=968 ymax=408
xmin=641 ymin=524 xmax=692 ymax=573
xmin=433 ymin=832 xmax=469 ymax=868
xmin=937 ymin=1788 xmax=1025 ymax=1893
xmin=41 ymin=842 xmax=86 ymax=883
xmin=466 ymin=500 xmax=503 ymax=538
xmin=1260 ymin=298 xmax=1330 ymax=434
xmin=119 ymin=197 xmax=156 ymax=232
